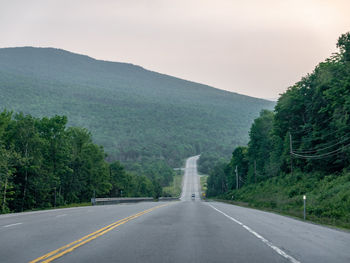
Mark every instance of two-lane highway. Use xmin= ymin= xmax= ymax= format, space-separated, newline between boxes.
xmin=180 ymin=155 xmax=200 ymax=201
xmin=1 ymin=155 xmax=349 ymax=262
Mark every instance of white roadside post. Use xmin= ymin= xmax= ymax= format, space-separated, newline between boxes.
xmin=303 ymin=195 xmax=306 ymax=220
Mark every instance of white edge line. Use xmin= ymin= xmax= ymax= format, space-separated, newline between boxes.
xmin=3 ymin=222 xmax=23 ymax=228
xmin=55 ymin=214 xmax=67 ymax=218
xmin=208 ymin=204 xmax=300 ymax=263
xmin=0 ymin=206 xmax=87 ymax=219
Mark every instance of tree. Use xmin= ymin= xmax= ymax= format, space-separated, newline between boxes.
xmin=0 ymin=146 xmax=17 ymax=213
xmin=206 ymin=161 xmax=227 ymax=197
xmin=8 ymin=114 xmax=45 ymax=211
xmin=66 ymin=127 xmax=111 ymax=202
xmin=247 ymin=110 xmax=274 ymax=180
xmin=337 ymin=32 xmax=350 ymax=62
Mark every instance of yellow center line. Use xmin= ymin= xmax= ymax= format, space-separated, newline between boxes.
xmin=30 ymin=213 xmax=144 ymax=263
xmin=29 ymin=204 xmax=169 ymax=263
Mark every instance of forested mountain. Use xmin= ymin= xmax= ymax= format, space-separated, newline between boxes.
xmin=204 ymin=32 xmax=350 ymax=228
xmin=0 ymin=47 xmax=274 ymax=169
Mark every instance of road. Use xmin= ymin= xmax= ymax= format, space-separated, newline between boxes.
xmin=0 ymin=156 xmax=349 ymax=262
xmin=180 ymin=155 xmax=201 ymax=201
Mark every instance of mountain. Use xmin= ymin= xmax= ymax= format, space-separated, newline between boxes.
xmin=0 ymin=47 xmax=274 ymax=167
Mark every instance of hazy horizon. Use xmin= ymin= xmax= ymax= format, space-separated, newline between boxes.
xmin=1 ymin=0 xmax=349 ymax=99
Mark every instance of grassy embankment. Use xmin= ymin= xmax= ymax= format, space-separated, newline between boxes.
xmin=200 ymin=175 xmax=208 ymax=199
xmin=217 ymin=171 xmax=350 ymax=230
xmin=162 ymin=170 xmax=184 ymax=197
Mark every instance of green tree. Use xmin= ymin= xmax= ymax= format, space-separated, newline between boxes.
xmin=66 ymin=127 xmax=111 ymax=203
xmin=247 ymin=110 xmax=274 ymax=181
xmin=226 ymin=147 xmax=248 ymax=190
xmin=337 ymin=32 xmax=350 ymax=62
xmin=206 ymin=161 xmax=227 ymax=197
xmin=8 ymin=114 xmax=45 ymax=211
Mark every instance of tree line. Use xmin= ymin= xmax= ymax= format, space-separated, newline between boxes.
xmin=0 ymin=112 xmax=166 ymax=213
xmin=206 ymin=32 xmax=350 ymax=197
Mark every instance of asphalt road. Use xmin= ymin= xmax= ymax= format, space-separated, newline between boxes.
xmin=0 ymin=155 xmax=349 ymax=263
xmin=180 ymin=155 xmax=200 ymax=201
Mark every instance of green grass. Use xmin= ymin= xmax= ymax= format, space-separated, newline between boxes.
xmin=162 ymin=170 xmax=183 ymax=197
xmin=218 ymin=171 xmax=350 ymax=230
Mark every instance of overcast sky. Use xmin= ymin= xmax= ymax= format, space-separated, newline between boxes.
xmin=0 ymin=0 xmax=349 ymax=99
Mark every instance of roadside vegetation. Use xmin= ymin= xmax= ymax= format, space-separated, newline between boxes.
xmin=219 ymin=171 xmax=350 ymax=229
xmin=0 ymin=113 xmax=165 ymax=214
xmin=203 ymin=32 xmax=350 ymax=229
xmin=162 ymin=170 xmax=183 ymax=197
xmin=200 ymin=175 xmax=208 ymax=198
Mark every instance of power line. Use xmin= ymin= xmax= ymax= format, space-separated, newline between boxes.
xmin=292 ymin=136 xmax=350 ymax=154
xmin=291 ymin=142 xmax=350 ymax=159
xmin=289 ymin=131 xmax=350 ymax=160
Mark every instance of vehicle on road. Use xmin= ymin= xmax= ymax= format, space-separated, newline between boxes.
xmin=191 ymin=193 xmax=195 ymax=199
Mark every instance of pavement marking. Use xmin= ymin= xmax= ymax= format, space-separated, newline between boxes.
xmin=55 ymin=214 xmax=67 ymax=218
xmin=2 ymin=222 xmax=23 ymax=228
xmin=0 ymin=206 xmax=87 ymax=219
xmin=29 ymin=204 xmax=169 ymax=263
xmin=208 ymin=204 xmax=301 ymax=263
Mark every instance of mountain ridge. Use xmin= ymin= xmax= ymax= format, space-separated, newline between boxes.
xmin=0 ymin=46 xmax=275 ymax=167
xmin=0 ymin=46 xmax=269 ymax=100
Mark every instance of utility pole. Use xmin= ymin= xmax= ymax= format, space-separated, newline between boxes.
xmin=303 ymin=195 xmax=306 ymax=220
xmin=254 ymin=160 xmax=257 ymax=184
xmin=235 ymin=165 xmax=239 ymax=190
xmin=289 ymin=132 xmax=293 ymax=175
xmin=54 ymin=187 xmax=56 ymax=207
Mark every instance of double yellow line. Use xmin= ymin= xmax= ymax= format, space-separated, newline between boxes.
xmin=30 ymin=204 xmax=168 ymax=263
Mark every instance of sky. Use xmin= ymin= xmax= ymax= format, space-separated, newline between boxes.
xmin=0 ymin=0 xmax=349 ymax=99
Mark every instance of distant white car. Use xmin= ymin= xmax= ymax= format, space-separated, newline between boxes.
xmin=191 ymin=194 xmax=195 ymax=199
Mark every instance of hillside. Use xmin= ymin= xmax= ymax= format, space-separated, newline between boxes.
xmin=0 ymin=47 xmax=274 ymax=167
xmin=204 ymin=32 xmax=350 ymax=228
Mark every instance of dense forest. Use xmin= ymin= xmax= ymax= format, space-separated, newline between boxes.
xmin=0 ymin=112 xmax=168 ymax=213
xmin=204 ymin=32 xmax=350 ymax=227
xmin=0 ymin=47 xmax=274 ymax=176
